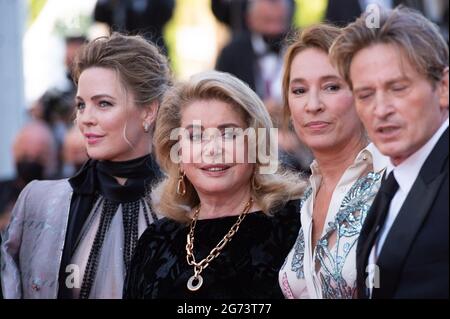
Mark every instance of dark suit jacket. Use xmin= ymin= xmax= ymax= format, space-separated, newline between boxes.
xmin=325 ymin=0 xmax=423 ymax=26
xmin=357 ymin=128 xmax=449 ymax=299
xmin=216 ymin=32 xmax=259 ymax=94
xmin=211 ymin=0 xmax=248 ymax=33
xmin=211 ymin=0 xmax=296 ymax=33
xmin=94 ymin=0 xmax=174 ymax=53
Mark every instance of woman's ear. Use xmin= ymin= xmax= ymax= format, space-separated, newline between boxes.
xmin=142 ymin=101 xmax=159 ymax=124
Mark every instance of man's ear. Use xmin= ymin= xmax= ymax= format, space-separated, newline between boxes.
xmin=438 ymin=67 xmax=449 ymax=110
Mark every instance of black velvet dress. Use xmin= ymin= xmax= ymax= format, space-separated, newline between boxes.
xmin=124 ymin=199 xmax=300 ymax=299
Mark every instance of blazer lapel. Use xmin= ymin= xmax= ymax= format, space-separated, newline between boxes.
xmin=374 ymin=129 xmax=449 ymax=298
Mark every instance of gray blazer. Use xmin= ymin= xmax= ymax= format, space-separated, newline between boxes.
xmin=1 ymin=179 xmax=72 ymax=298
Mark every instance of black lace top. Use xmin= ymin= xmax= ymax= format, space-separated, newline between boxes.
xmin=123 ymin=199 xmax=301 ymax=299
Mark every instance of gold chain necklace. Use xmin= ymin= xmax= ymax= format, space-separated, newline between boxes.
xmin=185 ymin=198 xmax=253 ymax=292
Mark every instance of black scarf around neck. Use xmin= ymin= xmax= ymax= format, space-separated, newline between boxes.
xmin=58 ymin=154 xmax=162 ymax=299
xmin=70 ymin=154 xmax=159 ymax=201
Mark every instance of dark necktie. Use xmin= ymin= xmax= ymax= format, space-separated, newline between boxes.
xmin=369 ymin=171 xmax=400 ymax=258
xmin=360 ymin=171 xmax=399 ymax=298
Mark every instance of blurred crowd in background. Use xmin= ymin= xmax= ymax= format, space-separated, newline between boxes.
xmin=0 ymin=0 xmax=449 ymax=234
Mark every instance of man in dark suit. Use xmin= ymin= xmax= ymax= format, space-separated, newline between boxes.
xmin=331 ymin=7 xmax=449 ymax=298
xmin=216 ymin=0 xmax=295 ymax=100
xmin=211 ymin=0 xmax=295 ymax=34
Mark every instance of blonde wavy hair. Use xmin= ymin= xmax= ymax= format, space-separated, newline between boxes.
xmin=153 ymin=71 xmax=307 ymax=223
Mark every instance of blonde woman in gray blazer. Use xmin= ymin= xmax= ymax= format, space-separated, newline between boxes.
xmin=1 ymin=33 xmax=171 ymax=299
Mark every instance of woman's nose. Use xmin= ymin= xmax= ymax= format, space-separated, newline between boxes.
xmin=305 ymin=91 xmax=324 ymax=113
xmin=78 ymin=105 xmax=97 ymax=126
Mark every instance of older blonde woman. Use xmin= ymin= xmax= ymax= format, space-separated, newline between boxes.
xmin=278 ymin=24 xmax=389 ymax=299
xmin=124 ymin=71 xmax=306 ymax=298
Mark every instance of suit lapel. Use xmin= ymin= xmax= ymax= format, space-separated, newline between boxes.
xmin=374 ymin=173 xmax=446 ymax=298
xmin=374 ymin=129 xmax=449 ymax=298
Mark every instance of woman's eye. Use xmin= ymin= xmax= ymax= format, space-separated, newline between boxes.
xmin=292 ymin=87 xmax=306 ymax=95
xmin=189 ymin=133 xmax=202 ymax=142
xmin=76 ymin=102 xmax=85 ymax=110
xmin=222 ymin=129 xmax=237 ymax=140
xmin=99 ymin=101 xmax=113 ymax=108
xmin=324 ymin=84 xmax=340 ymax=92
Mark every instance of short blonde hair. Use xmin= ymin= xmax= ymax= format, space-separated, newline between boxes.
xmin=330 ymin=7 xmax=449 ymax=89
xmin=282 ymin=24 xmax=342 ymax=128
xmin=153 ymin=71 xmax=306 ymax=223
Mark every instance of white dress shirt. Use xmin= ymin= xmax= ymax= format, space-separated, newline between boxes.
xmin=377 ymin=118 xmax=449 ymax=255
xmin=359 ymin=0 xmax=393 ymax=11
xmin=251 ymin=34 xmax=283 ymax=102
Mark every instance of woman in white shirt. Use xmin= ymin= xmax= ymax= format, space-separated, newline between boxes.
xmin=278 ymin=24 xmax=388 ymax=298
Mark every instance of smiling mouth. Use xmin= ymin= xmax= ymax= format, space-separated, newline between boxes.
xmin=204 ymin=167 xmax=227 ymax=172
xmin=201 ymin=165 xmax=231 ymax=172
xmin=84 ymin=135 xmax=104 ymax=145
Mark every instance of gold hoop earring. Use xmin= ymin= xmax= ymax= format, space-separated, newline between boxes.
xmin=177 ymin=169 xmax=186 ymax=196
xmin=143 ymin=122 xmax=150 ymax=133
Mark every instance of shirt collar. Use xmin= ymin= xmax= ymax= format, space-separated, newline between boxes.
xmin=389 ymin=118 xmax=449 ymax=193
xmin=251 ymin=33 xmax=268 ymax=56
xmin=309 ymin=142 xmax=389 ymax=177
xmin=364 ymin=142 xmax=390 ymax=173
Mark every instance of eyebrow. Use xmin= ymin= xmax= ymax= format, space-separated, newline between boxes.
xmin=184 ymin=123 xmax=243 ymax=130
xmin=290 ymin=75 xmax=341 ymax=85
xmin=217 ymin=123 xmax=243 ymax=130
xmin=353 ymin=76 xmax=411 ymax=92
xmin=353 ymin=86 xmax=373 ymax=94
xmin=185 ymin=124 xmax=203 ymax=131
xmin=385 ymin=77 xmax=411 ymax=86
xmin=75 ymin=94 xmax=116 ymax=101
